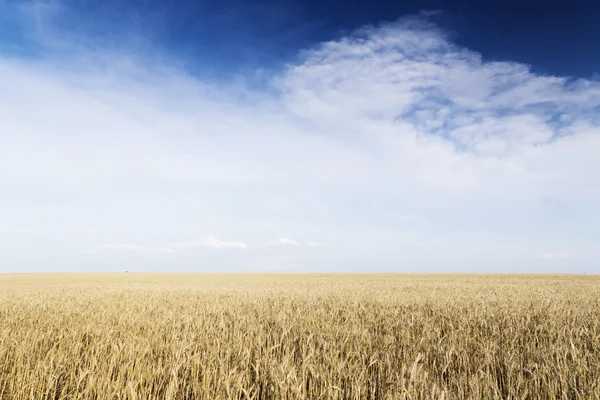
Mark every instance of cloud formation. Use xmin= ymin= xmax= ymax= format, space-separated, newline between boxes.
xmin=169 ymin=236 xmax=248 ymax=250
xmin=266 ymin=238 xmax=324 ymax=247
xmin=1 ymin=10 xmax=599 ymax=272
xmin=277 ymin=19 xmax=600 ymax=201
xmin=94 ymin=237 xmax=248 ymax=254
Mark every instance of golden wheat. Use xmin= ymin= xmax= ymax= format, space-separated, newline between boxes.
xmin=0 ymin=274 xmax=599 ymax=399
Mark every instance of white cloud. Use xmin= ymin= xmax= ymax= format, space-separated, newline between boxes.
xmin=266 ymin=238 xmax=325 ymax=247
xmin=93 ymin=236 xmax=248 ymax=254
xmin=266 ymin=238 xmax=300 ymax=246
xmin=169 ymin=236 xmax=248 ymax=250
xmin=1 ymin=11 xmax=599 ymax=272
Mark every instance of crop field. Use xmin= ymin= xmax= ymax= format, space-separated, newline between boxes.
xmin=1 ymin=273 xmax=599 ymax=399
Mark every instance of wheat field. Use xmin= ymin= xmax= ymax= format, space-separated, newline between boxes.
xmin=0 ymin=273 xmax=599 ymax=399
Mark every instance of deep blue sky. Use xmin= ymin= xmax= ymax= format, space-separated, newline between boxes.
xmin=2 ymin=0 xmax=599 ymax=79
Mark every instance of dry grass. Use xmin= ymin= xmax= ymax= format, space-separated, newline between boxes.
xmin=1 ymin=273 xmax=599 ymax=399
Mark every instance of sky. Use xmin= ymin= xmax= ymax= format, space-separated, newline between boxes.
xmin=1 ymin=0 xmax=599 ymax=273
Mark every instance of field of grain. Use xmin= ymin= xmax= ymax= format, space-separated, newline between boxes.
xmin=1 ymin=274 xmax=599 ymax=399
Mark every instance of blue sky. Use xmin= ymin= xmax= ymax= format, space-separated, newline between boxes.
xmin=1 ymin=0 xmax=599 ymax=273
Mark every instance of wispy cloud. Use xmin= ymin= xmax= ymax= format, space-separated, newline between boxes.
xmin=1 ymin=10 xmax=599 ymax=272
xmin=94 ymin=236 xmax=248 ymax=254
xmin=169 ymin=236 xmax=248 ymax=250
xmin=266 ymin=238 xmax=325 ymax=247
